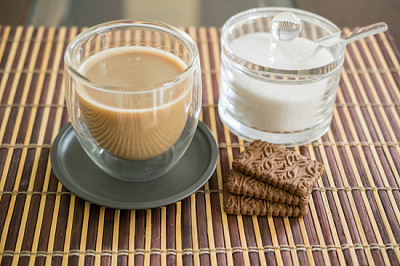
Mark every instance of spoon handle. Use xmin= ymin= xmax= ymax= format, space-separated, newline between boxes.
xmin=317 ymin=22 xmax=388 ymax=47
xmin=299 ymin=22 xmax=388 ymax=63
xmin=342 ymin=22 xmax=388 ymax=44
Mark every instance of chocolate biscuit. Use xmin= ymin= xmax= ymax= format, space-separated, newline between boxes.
xmin=224 ymin=170 xmax=310 ymax=207
xmin=232 ymin=140 xmax=324 ymax=196
xmin=223 ymin=191 xmax=308 ymax=217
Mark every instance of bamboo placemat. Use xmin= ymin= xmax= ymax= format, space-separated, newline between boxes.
xmin=0 ymin=25 xmax=399 ymax=265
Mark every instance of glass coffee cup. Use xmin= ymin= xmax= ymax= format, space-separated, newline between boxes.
xmin=64 ymin=20 xmax=202 ymax=181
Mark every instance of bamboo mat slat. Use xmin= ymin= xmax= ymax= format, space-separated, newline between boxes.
xmin=0 ymin=25 xmax=399 ymax=265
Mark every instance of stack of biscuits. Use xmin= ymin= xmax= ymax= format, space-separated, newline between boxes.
xmin=223 ymin=140 xmax=325 ymax=217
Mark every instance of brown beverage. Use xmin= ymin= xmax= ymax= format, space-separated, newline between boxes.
xmin=76 ymin=46 xmax=191 ymax=160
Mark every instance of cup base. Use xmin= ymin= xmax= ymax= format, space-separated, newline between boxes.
xmin=78 ymin=136 xmax=184 ymax=182
xmin=99 ymin=148 xmax=175 ymax=182
xmin=73 ymin=116 xmax=198 ymax=182
xmin=218 ymin=106 xmax=332 ymax=146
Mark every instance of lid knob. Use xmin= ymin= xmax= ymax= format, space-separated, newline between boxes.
xmin=271 ymin=12 xmax=301 ymax=41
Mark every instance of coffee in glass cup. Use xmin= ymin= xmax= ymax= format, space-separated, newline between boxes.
xmin=64 ymin=20 xmax=201 ymax=181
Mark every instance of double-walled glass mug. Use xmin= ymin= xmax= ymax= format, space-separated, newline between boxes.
xmin=64 ymin=20 xmax=202 ymax=181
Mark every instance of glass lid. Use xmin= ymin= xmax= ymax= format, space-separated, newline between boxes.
xmin=221 ymin=7 xmax=346 ymax=81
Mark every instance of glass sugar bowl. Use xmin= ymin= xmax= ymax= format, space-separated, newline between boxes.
xmin=218 ymin=7 xmax=345 ymax=146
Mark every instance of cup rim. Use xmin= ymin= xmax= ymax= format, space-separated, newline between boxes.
xmin=64 ymin=20 xmax=199 ymax=94
xmin=221 ymin=7 xmax=345 ymax=80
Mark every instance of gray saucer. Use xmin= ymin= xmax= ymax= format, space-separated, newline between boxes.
xmin=50 ymin=121 xmax=218 ymax=209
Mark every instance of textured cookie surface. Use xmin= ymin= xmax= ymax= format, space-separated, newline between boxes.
xmin=223 ymin=170 xmax=310 ymax=207
xmin=232 ymin=140 xmax=324 ymax=196
xmin=223 ymin=191 xmax=308 ymax=217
